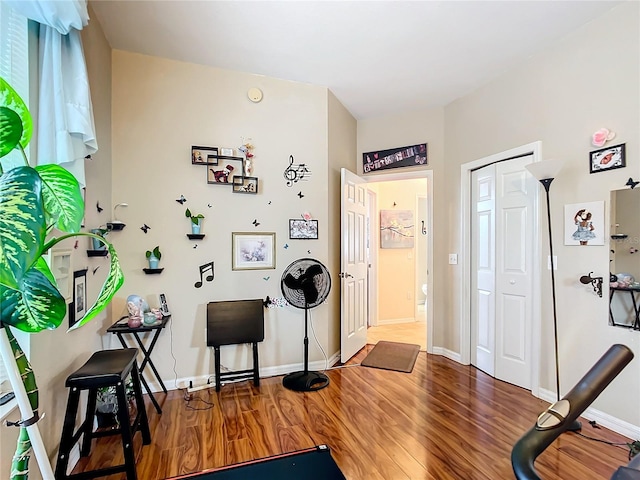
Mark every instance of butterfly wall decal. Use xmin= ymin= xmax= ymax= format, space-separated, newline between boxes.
xmin=626 ymin=177 xmax=639 ymax=189
xmin=263 ymin=276 xmax=270 ymax=281
xmin=92 ymin=266 xmax=100 ymax=275
xmin=193 ymin=244 xmax=198 ymax=249
xmin=140 ymin=224 xmax=150 ymax=233
xmin=253 ymin=219 xmax=260 ymax=227
xmin=284 ymin=244 xmax=289 ymax=249
xmin=73 ymin=240 xmax=79 ymax=249
xmin=176 ymin=195 xmax=187 ymax=204
xmin=208 ymin=203 xmax=213 ymax=208
xmin=96 ymin=201 xmax=103 ymax=213
xmin=297 ymin=191 xmax=304 ymax=198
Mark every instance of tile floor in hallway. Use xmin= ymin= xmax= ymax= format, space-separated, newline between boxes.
xmin=366 ymin=305 xmax=427 ymax=350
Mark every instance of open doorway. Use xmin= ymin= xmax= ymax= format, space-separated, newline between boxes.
xmin=365 ymin=178 xmax=428 ymax=351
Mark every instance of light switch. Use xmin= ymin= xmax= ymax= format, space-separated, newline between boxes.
xmin=448 ymin=254 xmax=458 ymax=265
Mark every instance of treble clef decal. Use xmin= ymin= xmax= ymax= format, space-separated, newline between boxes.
xmin=283 ymin=155 xmax=312 ymax=187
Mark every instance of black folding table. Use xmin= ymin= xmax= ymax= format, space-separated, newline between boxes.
xmin=107 ymin=315 xmax=170 ymax=413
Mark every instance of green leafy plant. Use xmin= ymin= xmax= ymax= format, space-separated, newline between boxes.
xmin=145 ymin=246 xmax=161 ymax=260
xmin=0 ymin=77 xmax=123 ymax=478
xmin=185 ymin=208 xmax=204 ymax=225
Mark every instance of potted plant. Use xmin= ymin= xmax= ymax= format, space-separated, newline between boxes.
xmin=185 ymin=208 xmax=204 ymax=234
xmin=0 ymin=77 xmax=124 ymax=479
xmin=145 ymin=246 xmax=161 ymax=269
xmin=89 ymin=225 xmax=109 ymax=250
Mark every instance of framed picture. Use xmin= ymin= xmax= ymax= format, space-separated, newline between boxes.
xmin=232 ymin=232 xmax=276 ymax=271
xmin=47 ymin=249 xmax=73 ymax=303
xmin=380 ymin=209 xmax=415 ymax=248
xmin=192 ymin=145 xmax=218 ymax=166
xmin=590 ymin=143 xmax=625 ymax=174
xmin=232 ymin=176 xmax=259 ymax=194
xmin=69 ymin=268 xmax=88 ymax=328
xmin=564 ymin=201 xmax=605 ymax=246
xmin=289 ymin=219 xmax=319 ymax=240
xmin=207 ymin=158 xmax=244 ymax=185
xmin=363 ymin=143 xmax=427 ymax=174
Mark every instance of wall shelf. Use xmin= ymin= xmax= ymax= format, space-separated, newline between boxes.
xmin=187 ymin=234 xmax=205 ymax=240
xmin=87 ymin=249 xmax=108 ymax=257
xmin=611 ymin=234 xmax=628 ymax=240
xmin=143 ymin=268 xmax=164 ymax=274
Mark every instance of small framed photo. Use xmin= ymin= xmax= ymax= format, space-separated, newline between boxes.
xmin=48 ymin=249 xmax=73 ymax=304
xmin=69 ymin=268 xmax=88 ymax=328
xmin=289 ymin=219 xmax=319 ymax=240
xmin=590 ymin=143 xmax=625 ymax=174
xmin=232 ymin=232 xmax=276 ymax=271
xmin=232 ymin=176 xmax=259 ymax=194
xmin=207 ymin=158 xmax=243 ymax=185
xmin=159 ymin=293 xmax=170 ymax=316
xmin=192 ymin=145 xmax=218 ymax=166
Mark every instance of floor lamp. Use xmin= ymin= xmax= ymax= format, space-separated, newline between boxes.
xmin=525 ymin=160 xmax=564 ymax=402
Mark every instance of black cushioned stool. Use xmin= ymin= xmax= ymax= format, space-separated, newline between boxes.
xmin=55 ymin=348 xmax=151 ymax=480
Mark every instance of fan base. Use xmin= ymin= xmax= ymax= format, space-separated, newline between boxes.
xmin=283 ymin=371 xmax=330 ymax=392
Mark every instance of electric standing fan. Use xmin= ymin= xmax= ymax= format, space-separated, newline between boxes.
xmin=281 ymin=258 xmax=332 ymax=392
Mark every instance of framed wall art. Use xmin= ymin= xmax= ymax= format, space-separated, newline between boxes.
xmin=564 ymin=201 xmax=605 ymax=246
xmin=47 ymin=249 xmax=73 ymax=304
xmin=232 ymin=232 xmax=276 ymax=270
xmin=69 ymin=268 xmax=88 ymax=328
xmin=590 ymin=143 xmax=625 ymax=174
xmin=207 ymin=158 xmax=244 ymax=185
xmin=289 ymin=219 xmax=319 ymax=239
xmin=380 ymin=209 xmax=415 ymax=248
xmin=192 ymin=145 xmax=218 ymax=166
xmin=363 ymin=143 xmax=427 ymax=174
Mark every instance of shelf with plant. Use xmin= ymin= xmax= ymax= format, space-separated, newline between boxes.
xmin=0 ymin=77 xmax=124 ymax=479
xmin=185 ymin=208 xmax=205 ymax=236
xmin=144 ymin=246 xmax=163 ymax=273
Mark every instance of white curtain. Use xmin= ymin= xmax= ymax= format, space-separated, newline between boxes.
xmin=6 ymin=0 xmax=97 ymax=186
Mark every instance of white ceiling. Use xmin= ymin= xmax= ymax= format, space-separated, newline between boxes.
xmin=89 ymin=0 xmax=621 ymax=120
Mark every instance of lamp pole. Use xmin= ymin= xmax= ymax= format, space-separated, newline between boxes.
xmin=540 ymin=178 xmax=561 ymax=402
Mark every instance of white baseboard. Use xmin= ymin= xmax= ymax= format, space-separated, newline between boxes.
xmin=432 ymin=346 xmax=462 ymax=364
xmin=377 ymin=317 xmax=415 ymax=326
xmin=538 ymin=388 xmax=640 ymax=439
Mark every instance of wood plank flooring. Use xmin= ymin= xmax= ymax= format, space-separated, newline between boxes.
xmin=72 ymin=347 xmax=632 ymax=479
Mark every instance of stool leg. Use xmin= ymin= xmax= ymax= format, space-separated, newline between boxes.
xmin=115 ymin=380 xmax=137 ymax=480
xmin=214 ymin=346 xmax=221 ymax=392
xmin=80 ymin=388 xmax=98 ymax=456
xmin=252 ymin=342 xmax=260 ymax=387
xmin=130 ymin=363 xmax=151 ymax=444
xmin=55 ymin=387 xmax=81 ymax=479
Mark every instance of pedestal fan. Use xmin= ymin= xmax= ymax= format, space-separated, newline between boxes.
xmin=281 ymin=258 xmax=332 ymax=392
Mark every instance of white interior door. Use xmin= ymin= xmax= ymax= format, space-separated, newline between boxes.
xmin=471 ymin=165 xmax=496 ymax=376
xmin=494 ymin=156 xmax=534 ymax=389
xmin=471 ymin=156 xmax=534 ymax=389
xmin=340 ymin=168 xmax=368 ymax=363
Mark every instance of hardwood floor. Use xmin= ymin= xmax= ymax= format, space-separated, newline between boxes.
xmin=73 ymin=348 xmax=632 ymax=479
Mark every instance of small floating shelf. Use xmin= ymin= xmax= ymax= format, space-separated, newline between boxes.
xmin=187 ymin=234 xmax=205 ymax=240
xmin=143 ymin=268 xmax=164 ymax=274
xmin=611 ymin=234 xmax=628 ymax=240
xmin=87 ymin=249 xmax=108 ymax=257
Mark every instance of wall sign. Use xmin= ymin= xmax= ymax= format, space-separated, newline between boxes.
xmin=363 ymin=143 xmax=427 ymax=174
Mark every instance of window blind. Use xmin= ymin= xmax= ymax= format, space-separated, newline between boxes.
xmin=0 ymin=2 xmax=29 ymax=392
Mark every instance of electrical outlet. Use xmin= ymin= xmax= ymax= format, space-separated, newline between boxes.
xmin=448 ymin=254 xmax=458 ymax=265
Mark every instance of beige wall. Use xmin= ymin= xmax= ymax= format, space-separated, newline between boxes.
xmin=0 ymin=10 xmax=114 ymax=478
xmin=358 ymin=108 xmax=445 ymax=345
xmin=108 ymin=50 xmax=335 ymax=387
xmin=376 ymin=179 xmax=428 ymax=323
xmin=357 ymin=1 xmax=639 ymax=431
xmin=443 ymin=2 xmax=639 ymax=426
xmin=327 ymin=91 xmax=357 ymax=354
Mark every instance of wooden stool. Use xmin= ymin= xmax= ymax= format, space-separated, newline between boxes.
xmin=55 ymin=348 xmax=151 ymax=480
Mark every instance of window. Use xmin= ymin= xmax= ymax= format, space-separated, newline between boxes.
xmin=0 ymin=2 xmax=29 ymax=394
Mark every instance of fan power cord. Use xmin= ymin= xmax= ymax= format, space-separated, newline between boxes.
xmin=308 ymin=310 xmax=328 ymax=372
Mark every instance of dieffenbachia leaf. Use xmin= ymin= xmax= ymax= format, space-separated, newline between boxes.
xmin=0 ymin=167 xmax=45 ymax=289
xmin=69 ymin=239 xmax=124 ymax=331
xmin=0 ymin=77 xmax=32 ymax=155
xmin=0 ymin=266 xmax=65 ymax=332
xmin=35 ymin=164 xmax=84 ymax=232
xmin=0 ymin=106 xmax=22 ymax=158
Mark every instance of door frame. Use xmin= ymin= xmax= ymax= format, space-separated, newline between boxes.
xmin=460 ymin=141 xmax=542 ymax=396
xmin=367 ymin=189 xmax=379 ymax=327
xmin=361 ymin=169 xmax=434 ymax=354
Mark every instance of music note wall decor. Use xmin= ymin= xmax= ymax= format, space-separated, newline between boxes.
xmin=283 ymin=155 xmax=311 ymax=187
xmin=194 ymin=261 xmax=215 ymax=288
